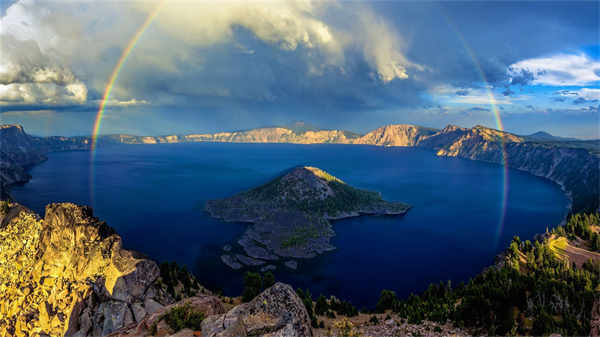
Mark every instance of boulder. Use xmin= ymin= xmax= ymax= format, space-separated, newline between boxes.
xmin=202 ymin=282 xmax=312 ymax=337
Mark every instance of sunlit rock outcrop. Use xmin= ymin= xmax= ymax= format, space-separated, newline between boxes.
xmin=0 ymin=202 xmax=173 ymax=337
xmin=202 ymin=283 xmax=313 ymax=337
xmin=352 ymin=124 xmax=438 ymax=147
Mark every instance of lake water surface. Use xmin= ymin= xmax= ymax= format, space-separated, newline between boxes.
xmin=11 ymin=143 xmax=569 ymax=307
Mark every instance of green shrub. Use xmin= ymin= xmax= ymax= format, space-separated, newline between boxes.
xmin=375 ymin=289 xmax=397 ymax=313
xmin=163 ymin=303 xmax=205 ymax=332
xmin=263 ymin=271 xmax=275 ymax=288
xmin=242 ymin=272 xmax=263 ymax=302
xmin=0 ymin=200 xmax=9 ymax=215
xmin=315 ymin=295 xmax=329 ymax=316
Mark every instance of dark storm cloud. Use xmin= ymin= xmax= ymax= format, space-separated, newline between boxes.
xmin=509 ymin=70 xmax=535 ymax=86
xmin=117 ymin=1 xmax=597 ymax=130
xmin=2 ymin=0 xmax=598 ymax=136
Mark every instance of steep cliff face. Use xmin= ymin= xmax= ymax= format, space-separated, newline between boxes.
xmin=0 ymin=125 xmax=90 ymax=191
xmin=419 ymin=125 xmax=599 ymax=212
xmin=353 ymin=124 xmax=438 ymax=147
xmin=0 ymin=202 xmax=173 ymax=337
xmin=184 ymin=127 xmax=358 ymax=144
xmin=0 ymin=125 xmax=47 ymax=188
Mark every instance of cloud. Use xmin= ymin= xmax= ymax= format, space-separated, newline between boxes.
xmin=508 ymin=53 xmax=600 ymax=86
xmin=101 ymin=98 xmax=149 ymax=107
xmin=502 ymin=87 xmax=514 ymax=96
xmin=0 ymin=20 xmax=87 ymax=106
xmin=556 ymin=88 xmax=600 ymax=105
xmin=135 ymin=0 xmax=416 ymax=83
xmin=430 ymin=84 xmax=512 ymax=105
xmin=0 ymin=0 xmax=419 ymax=112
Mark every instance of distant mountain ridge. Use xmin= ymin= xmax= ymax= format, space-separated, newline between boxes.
xmin=523 ymin=131 xmax=579 ymax=142
xmin=1 ymin=123 xmax=598 ymax=213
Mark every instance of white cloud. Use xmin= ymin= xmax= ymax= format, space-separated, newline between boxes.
xmin=508 ymin=53 xmax=600 ymax=86
xmin=135 ymin=0 xmax=416 ymax=83
xmin=0 ymin=19 xmax=88 ymax=106
xmin=0 ymin=0 xmax=418 ymax=109
xmin=556 ymin=88 xmax=600 ymax=104
xmin=101 ymin=98 xmax=149 ymax=107
xmin=578 ymin=88 xmax=600 ymax=100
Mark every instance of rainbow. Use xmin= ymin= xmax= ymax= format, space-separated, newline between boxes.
xmin=90 ymin=0 xmax=167 ymax=153
xmin=90 ymin=3 xmax=511 ymax=246
xmin=441 ymin=12 xmax=511 ymax=248
xmin=89 ymin=0 xmax=166 ymax=207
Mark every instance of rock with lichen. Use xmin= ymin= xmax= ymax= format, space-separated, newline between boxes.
xmin=0 ymin=202 xmax=175 ymax=337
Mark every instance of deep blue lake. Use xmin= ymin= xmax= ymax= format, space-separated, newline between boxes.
xmin=11 ymin=143 xmax=569 ymax=307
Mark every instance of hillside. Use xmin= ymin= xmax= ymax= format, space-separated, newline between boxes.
xmin=0 ymin=202 xmax=175 ymax=336
xmin=364 ymin=213 xmax=600 ymax=337
xmin=206 ymin=166 xmax=409 ymax=265
xmin=353 ymin=124 xmax=438 ymax=146
xmin=0 ymin=201 xmax=313 ymax=337
xmin=417 ymin=125 xmax=600 ymax=213
xmin=0 ymin=125 xmax=90 ymax=192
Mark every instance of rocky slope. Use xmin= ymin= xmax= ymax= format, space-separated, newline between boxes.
xmin=206 ymin=166 xmax=409 ymax=264
xmin=96 ymin=124 xmax=436 ymax=147
xmin=418 ymin=125 xmax=600 ymax=212
xmin=0 ymin=202 xmax=177 ymax=337
xmin=0 ymin=125 xmax=47 ymax=190
xmin=352 ymin=124 xmax=438 ymax=147
xmin=0 ymin=201 xmax=313 ymax=337
xmin=0 ymin=125 xmax=90 ymax=192
xmin=110 ymin=282 xmax=312 ymax=337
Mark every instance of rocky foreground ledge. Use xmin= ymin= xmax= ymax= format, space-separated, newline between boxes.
xmin=0 ymin=202 xmax=313 ymax=337
xmin=206 ymin=166 xmax=410 ymax=267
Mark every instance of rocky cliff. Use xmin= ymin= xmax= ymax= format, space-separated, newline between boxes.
xmin=418 ymin=125 xmax=600 ymax=212
xmin=0 ymin=202 xmax=314 ymax=337
xmin=0 ymin=125 xmax=90 ymax=192
xmin=0 ymin=202 xmax=176 ymax=337
xmin=0 ymin=125 xmax=47 ymax=190
xmin=352 ymin=124 xmax=438 ymax=147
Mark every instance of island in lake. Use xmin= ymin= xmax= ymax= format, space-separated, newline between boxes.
xmin=205 ymin=166 xmax=410 ymax=269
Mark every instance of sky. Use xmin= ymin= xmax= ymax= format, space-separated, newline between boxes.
xmin=0 ymin=0 xmax=598 ymax=139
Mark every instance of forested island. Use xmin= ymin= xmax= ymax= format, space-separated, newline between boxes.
xmin=206 ymin=166 xmax=410 ymax=268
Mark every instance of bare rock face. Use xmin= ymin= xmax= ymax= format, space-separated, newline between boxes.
xmin=0 ymin=124 xmax=90 ymax=192
xmin=353 ymin=124 xmax=438 ymax=147
xmin=0 ymin=202 xmax=173 ymax=337
xmin=202 ymin=282 xmax=313 ymax=337
xmin=0 ymin=125 xmax=46 ymax=190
